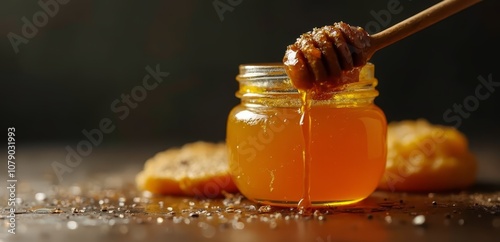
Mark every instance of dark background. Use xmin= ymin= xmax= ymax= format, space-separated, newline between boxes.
xmin=1 ymin=0 xmax=499 ymax=148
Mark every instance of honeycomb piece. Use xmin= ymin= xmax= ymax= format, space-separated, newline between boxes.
xmin=378 ymin=119 xmax=477 ymax=192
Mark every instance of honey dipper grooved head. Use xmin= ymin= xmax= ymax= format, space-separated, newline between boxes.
xmin=283 ymin=22 xmax=371 ymax=92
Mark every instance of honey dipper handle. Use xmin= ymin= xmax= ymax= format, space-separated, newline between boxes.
xmin=368 ymin=0 xmax=481 ymax=57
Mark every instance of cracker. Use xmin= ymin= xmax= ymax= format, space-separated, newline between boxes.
xmin=136 ymin=141 xmax=238 ymax=197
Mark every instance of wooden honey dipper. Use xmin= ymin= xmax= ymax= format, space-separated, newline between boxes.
xmin=283 ymin=0 xmax=482 ymax=91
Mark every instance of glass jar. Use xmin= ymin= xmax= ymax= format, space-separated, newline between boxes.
xmin=226 ymin=63 xmax=387 ymax=207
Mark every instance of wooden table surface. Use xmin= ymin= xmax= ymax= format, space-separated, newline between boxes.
xmin=1 ymin=142 xmax=499 ymax=242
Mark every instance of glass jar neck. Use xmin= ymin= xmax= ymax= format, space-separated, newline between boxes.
xmin=235 ymin=63 xmax=379 ymax=108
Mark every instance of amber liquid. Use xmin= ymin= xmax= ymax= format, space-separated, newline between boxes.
xmin=298 ymin=91 xmax=313 ymax=211
xmin=227 ymin=101 xmax=386 ymax=207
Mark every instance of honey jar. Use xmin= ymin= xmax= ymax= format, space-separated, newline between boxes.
xmin=226 ymin=63 xmax=387 ymax=207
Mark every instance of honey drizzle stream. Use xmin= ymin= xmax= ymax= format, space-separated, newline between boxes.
xmin=298 ymin=90 xmax=312 ymax=214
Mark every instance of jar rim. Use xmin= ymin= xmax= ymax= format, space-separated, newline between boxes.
xmin=237 ymin=62 xmax=375 ymax=83
xmin=237 ymin=63 xmax=288 ymax=82
xmin=236 ymin=62 xmax=376 ymax=92
xmin=235 ymin=62 xmax=378 ymax=107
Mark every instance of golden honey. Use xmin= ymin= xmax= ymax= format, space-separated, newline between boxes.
xmin=226 ymin=63 xmax=386 ymax=207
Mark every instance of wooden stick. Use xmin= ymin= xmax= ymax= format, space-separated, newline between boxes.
xmin=367 ymin=0 xmax=481 ymax=58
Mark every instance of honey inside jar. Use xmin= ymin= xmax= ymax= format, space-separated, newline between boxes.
xmin=226 ymin=63 xmax=387 ymax=207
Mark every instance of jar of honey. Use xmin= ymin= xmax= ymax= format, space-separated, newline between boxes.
xmin=226 ymin=63 xmax=387 ymax=207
